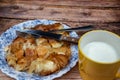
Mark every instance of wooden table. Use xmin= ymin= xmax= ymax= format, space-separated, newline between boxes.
xmin=0 ymin=0 xmax=120 ymax=80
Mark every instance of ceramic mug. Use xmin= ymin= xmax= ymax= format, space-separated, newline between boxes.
xmin=78 ymin=30 xmax=120 ymax=80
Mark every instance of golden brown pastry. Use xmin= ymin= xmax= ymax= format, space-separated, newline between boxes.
xmin=5 ymin=23 xmax=71 ymax=76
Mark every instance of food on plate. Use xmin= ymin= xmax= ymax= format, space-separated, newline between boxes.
xmin=5 ymin=23 xmax=71 ymax=76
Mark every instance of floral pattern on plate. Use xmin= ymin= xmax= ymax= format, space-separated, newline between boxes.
xmin=0 ymin=19 xmax=78 ymax=80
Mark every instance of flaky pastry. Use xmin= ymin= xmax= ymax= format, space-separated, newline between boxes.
xmin=5 ymin=23 xmax=71 ymax=76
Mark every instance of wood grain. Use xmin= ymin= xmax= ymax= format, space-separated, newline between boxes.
xmin=0 ymin=4 xmax=120 ymax=22
xmin=0 ymin=0 xmax=120 ymax=8
xmin=0 ymin=0 xmax=120 ymax=23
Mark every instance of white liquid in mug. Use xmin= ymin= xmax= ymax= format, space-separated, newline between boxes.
xmin=83 ymin=42 xmax=118 ymax=63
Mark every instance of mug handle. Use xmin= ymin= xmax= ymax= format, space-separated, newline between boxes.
xmin=116 ymin=69 xmax=120 ymax=79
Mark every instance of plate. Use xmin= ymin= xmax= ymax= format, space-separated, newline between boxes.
xmin=0 ymin=19 xmax=78 ymax=80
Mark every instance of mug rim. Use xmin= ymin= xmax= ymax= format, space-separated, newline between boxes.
xmin=78 ymin=30 xmax=120 ymax=64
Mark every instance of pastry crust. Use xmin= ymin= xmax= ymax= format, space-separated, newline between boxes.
xmin=5 ymin=23 xmax=71 ymax=76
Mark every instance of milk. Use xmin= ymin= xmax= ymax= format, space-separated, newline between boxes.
xmin=83 ymin=42 xmax=118 ymax=63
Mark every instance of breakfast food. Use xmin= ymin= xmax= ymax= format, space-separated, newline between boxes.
xmin=5 ymin=23 xmax=71 ymax=76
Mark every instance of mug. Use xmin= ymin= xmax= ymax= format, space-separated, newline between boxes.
xmin=78 ymin=30 xmax=120 ymax=80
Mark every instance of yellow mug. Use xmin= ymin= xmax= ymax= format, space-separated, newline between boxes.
xmin=78 ymin=30 xmax=120 ymax=80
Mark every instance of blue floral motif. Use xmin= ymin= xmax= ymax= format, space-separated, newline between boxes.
xmin=0 ymin=19 xmax=78 ymax=80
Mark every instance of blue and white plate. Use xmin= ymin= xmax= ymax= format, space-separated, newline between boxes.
xmin=0 ymin=19 xmax=78 ymax=80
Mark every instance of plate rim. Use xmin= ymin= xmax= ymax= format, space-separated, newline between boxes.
xmin=0 ymin=19 xmax=78 ymax=80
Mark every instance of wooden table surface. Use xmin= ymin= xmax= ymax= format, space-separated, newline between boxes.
xmin=0 ymin=0 xmax=120 ymax=80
